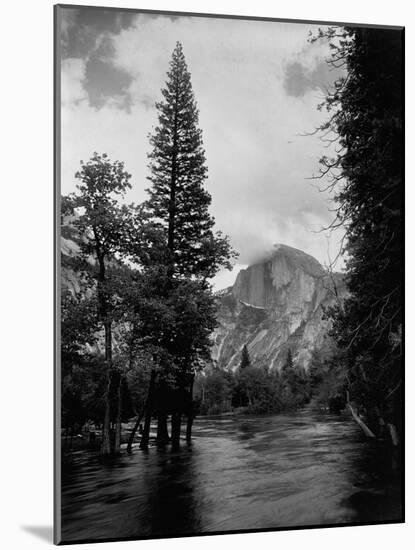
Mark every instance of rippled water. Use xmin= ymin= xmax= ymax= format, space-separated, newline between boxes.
xmin=61 ymin=409 xmax=402 ymax=543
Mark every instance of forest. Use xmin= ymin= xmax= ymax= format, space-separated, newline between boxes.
xmin=61 ymin=27 xmax=403 ymax=457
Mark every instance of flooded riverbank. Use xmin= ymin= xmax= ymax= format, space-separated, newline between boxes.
xmin=61 ymin=409 xmax=402 ymax=543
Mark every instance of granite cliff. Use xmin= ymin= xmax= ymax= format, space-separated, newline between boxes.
xmin=212 ymin=244 xmax=345 ymax=371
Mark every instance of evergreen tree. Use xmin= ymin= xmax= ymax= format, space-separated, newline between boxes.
xmin=279 ymin=349 xmax=309 ymax=408
xmin=144 ymin=42 xmax=236 ymax=446
xmin=283 ymin=349 xmax=294 ymax=371
xmin=146 ymin=41 xmax=235 ymax=279
xmin=281 ymin=349 xmax=294 ymax=392
xmin=313 ymin=27 xmax=403 ymax=438
xmin=240 ymin=344 xmax=251 ymax=369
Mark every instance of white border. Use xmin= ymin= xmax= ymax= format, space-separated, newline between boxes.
xmin=2 ymin=1 xmax=412 ymax=549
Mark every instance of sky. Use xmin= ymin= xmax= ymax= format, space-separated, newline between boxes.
xmin=59 ymin=7 xmax=345 ymax=289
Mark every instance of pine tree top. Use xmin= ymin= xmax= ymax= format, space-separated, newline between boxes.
xmin=240 ymin=344 xmax=251 ymax=369
xmin=284 ymin=349 xmax=294 ymax=370
xmin=145 ymin=42 xmax=236 ymax=280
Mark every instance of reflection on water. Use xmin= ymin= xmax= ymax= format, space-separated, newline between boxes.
xmin=61 ymin=409 xmax=402 ymax=543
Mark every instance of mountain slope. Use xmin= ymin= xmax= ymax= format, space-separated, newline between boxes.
xmin=212 ymin=244 xmax=345 ymax=370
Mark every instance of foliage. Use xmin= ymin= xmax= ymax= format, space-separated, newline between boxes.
xmin=142 ymin=42 xmax=237 ymax=439
xmin=195 ymin=348 xmax=312 ymax=416
xmin=64 ymin=152 xmax=137 ymax=334
xmin=236 ymin=365 xmax=281 ymax=414
xmin=61 ymin=289 xmax=105 ymax=431
xmin=308 ymin=338 xmax=347 ymax=412
xmin=62 ymin=354 xmax=107 ymax=431
xmin=195 ymin=368 xmax=234 ymax=415
xmin=279 ymin=349 xmax=311 ymax=410
xmin=145 ymin=42 xmax=237 ymax=280
xmin=312 ymin=27 xmax=403 ymax=434
xmin=72 ymin=153 xmax=132 ymax=258
xmin=240 ymin=345 xmax=251 ymax=369
xmin=63 ymin=153 xmax=147 ymax=454
xmin=61 ymin=289 xmax=98 ymax=357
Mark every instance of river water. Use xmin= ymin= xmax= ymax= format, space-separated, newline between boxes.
xmin=61 ymin=409 xmax=402 ymax=543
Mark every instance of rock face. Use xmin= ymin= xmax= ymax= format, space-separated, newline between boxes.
xmin=212 ymin=244 xmax=345 ymax=371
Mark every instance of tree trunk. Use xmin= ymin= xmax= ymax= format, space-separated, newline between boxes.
xmin=140 ymin=370 xmax=156 ymax=450
xmin=186 ymin=374 xmax=195 ymax=443
xmin=171 ymin=412 xmax=182 ymax=450
xmin=167 ymin=90 xmax=179 ymax=256
xmin=140 ymin=407 xmax=152 ymax=451
xmin=348 ymin=403 xmax=376 ymax=438
xmin=96 ymin=249 xmax=114 ymax=456
xmin=387 ymin=423 xmax=399 ymax=446
xmin=101 ymin=314 xmax=113 ymax=455
xmin=247 ymin=390 xmax=252 ymax=407
xmin=127 ymin=408 xmax=146 ymax=453
xmin=157 ymin=413 xmax=170 ymax=444
xmin=113 ymin=374 xmax=122 ymax=454
xmin=186 ymin=414 xmax=194 ymax=443
xmin=101 ymin=372 xmax=112 ymax=455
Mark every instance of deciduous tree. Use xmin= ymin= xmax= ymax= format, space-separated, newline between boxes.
xmin=70 ymin=152 xmax=132 ymax=455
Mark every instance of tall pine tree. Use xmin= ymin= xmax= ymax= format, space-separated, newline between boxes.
xmin=144 ymin=42 xmax=236 ymax=447
xmin=240 ymin=345 xmax=251 ymax=369
xmin=146 ymin=42 xmax=234 ymax=279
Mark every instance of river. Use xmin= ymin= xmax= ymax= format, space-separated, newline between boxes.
xmin=60 ymin=408 xmax=402 ymax=543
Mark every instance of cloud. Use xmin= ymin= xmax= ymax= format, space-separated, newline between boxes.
xmin=61 ymin=58 xmax=88 ymax=105
xmin=282 ymin=38 xmax=344 ymax=98
xmin=283 ymin=59 xmax=339 ymax=97
xmin=60 ymin=7 xmax=137 ymax=111
xmin=61 ymin=7 xmax=137 ymax=59
xmin=59 ymin=10 xmax=345 ymax=288
xmin=84 ymin=57 xmax=133 ymax=111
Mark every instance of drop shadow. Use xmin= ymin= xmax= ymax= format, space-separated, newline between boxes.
xmin=21 ymin=525 xmax=53 ymax=543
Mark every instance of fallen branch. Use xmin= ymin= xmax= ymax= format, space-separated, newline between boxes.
xmin=347 ymin=403 xmax=376 ymax=438
xmin=387 ymin=423 xmax=399 ymax=447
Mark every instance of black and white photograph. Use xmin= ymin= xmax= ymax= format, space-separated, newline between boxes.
xmin=55 ymin=4 xmax=404 ymax=545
